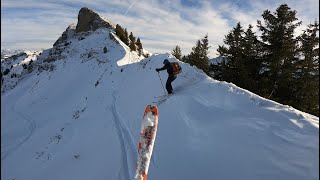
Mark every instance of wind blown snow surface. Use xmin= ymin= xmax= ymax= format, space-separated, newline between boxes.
xmin=1 ymin=28 xmax=319 ymax=180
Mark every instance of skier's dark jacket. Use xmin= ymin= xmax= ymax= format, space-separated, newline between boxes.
xmin=157 ymin=63 xmax=175 ymax=76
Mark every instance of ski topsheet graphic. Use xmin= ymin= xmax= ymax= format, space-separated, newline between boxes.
xmin=134 ymin=105 xmax=159 ymax=180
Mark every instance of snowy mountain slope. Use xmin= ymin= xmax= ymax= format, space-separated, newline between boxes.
xmin=1 ymin=51 xmax=38 ymax=68
xmin=2 ymin=8 xmax=319 ymax=180
xmin=1 ymin=50 xmax=42 ymax=93
xmin=108 ymin=53 xmax=319 ymax=180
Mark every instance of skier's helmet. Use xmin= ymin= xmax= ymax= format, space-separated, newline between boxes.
xmin=163 ymin=59 xmax=170 ymax=64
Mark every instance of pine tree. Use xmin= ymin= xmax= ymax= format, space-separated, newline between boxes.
xmin=115 ymin=24 xmax=127 ymax=44
xmin=187 ymin=34 xmax=210 ymax=73
xmin=213 ymin=4 xmax=318 ymax=116
xmin=124 ymin=28 xmax=129 ymax=45
xmin=181 ymin=55 xmax=189 ymax=63
xmin=295 ymin=21 xmax=319 ymax=116
xmin=129 ymin=32 xmax=136 ymax=51
xmin=115 ymin=24 xmax=120 ymax=35
xmin=115 ymin=24 xmax=122 ymax=38
xmin=257 ymin=4 xmax=301 ymax=101
xmin=129 ymin=32 xmax=134 ymax=42
xmin=136 ymin=38 xmax=142 ymax=49
xmin=213 ymin=23 xmax=265 ymax=93
xmin=241 ymin=24 xmax=263 ymax=92
xmin=130 ymin=41 xmax=136 ymax=51
xmin=136 ymin=37 xmax=143 ymax=55
xmin=187 ymin=40 xmax=201 ymax=65
xmin=216 ymin=22 xmax=245 ymax=84
xmin=171 ymin=45 xmax=182 ymax=60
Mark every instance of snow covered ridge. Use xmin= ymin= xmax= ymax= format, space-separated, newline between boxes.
xmin=0 ymin=25 xmax=138 ymax=93
xmin=1 ymin=7 xmax=150 ymax=94
xmin=1 ymin=7 xmax=319 ymax=180
xmin=1 ymin=50 xmax=43 ymax=93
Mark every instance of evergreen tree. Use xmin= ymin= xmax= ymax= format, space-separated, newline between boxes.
xmin=115 ymin=24 xmax=120 ymax=35
xmin=136 ymin=37 xmax=143 ymax=55
xmin=129 ymin=32 xmax=135 ymax=42
xmin=115 ymin=24 xmax=122 ymax=38
xmin=181 ymin=55 xmax=189 ymax=63
xmin=124 ymin=28 xmax=129 ymax=45
xmin=115 ymin=24 xmax=127 ymax=44
xmin=171 ymin=45 xmax=182 ymax=60
xmin=130 ymin=41 xmax=136 ymax=51
xmin=295 ymin=21 xmax=319 ymax=116
xmin=129 ymin=32 xmax=137 ymax=51
xmin=257 ymin=4 xmax=301 ymax=101
xmin=216 ymin=22 xmax=245 ymax=85
xmin=136 ymin=38 xmax=142 ymax=49
xmin=213 ymin=4 xmax=318 ymax=116
xmin=241 ymin=24 xmax=263 ymax=92
xmin=129 ymin=32 xmax=136 ymax=51
xmin=187 ymin=34 xmax=210 ymax=73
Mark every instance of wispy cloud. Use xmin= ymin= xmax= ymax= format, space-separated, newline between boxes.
xmin=1 ymin=0 xmax=319 ymax=57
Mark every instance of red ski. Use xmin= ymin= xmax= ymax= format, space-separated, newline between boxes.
xmin=134 ymin=105 xmax=159 ymax=180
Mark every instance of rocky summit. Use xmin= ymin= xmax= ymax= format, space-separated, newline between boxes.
xmin=76 ymin=7 xmax=115 ymax=33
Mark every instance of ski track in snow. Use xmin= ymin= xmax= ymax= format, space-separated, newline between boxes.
xmin=111 ymin=91 xmax=136 ymax=180
xmin=1 ymin=95 xmax=36 ymax=160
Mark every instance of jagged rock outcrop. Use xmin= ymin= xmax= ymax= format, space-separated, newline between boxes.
xmin=53 ymin=24 xmax=75 ymax=47
xmin=53 ymin=7 xmax=115 ymax=47
xmin=76 ymin=7 xmax=115 ymax=33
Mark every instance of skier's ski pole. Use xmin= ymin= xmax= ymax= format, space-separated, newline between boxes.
xmin=157 ymin=72 xmax=166 ymax=95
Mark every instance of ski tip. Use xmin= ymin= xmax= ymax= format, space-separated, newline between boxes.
xmin=144 ymin=105 xmax=158 ymax=117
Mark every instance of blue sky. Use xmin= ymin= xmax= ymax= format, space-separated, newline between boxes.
xmin=1 ymin=0 xmax=319 ymax=57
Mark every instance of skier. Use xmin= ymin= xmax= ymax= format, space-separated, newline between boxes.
xmin=156 ymin=59 xmax=177 ymax=95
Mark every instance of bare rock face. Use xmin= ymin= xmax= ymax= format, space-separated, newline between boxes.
xmin=53 ymin=25 xmax=75 ymax=47
xmin=76 ymin=7 xmax=115 ymax=33
xmin=53 ymin=7 xmax=115 ymax=47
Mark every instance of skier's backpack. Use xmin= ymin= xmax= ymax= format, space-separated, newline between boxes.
xmin=171 ymin=62 xmax=182 ymax=75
